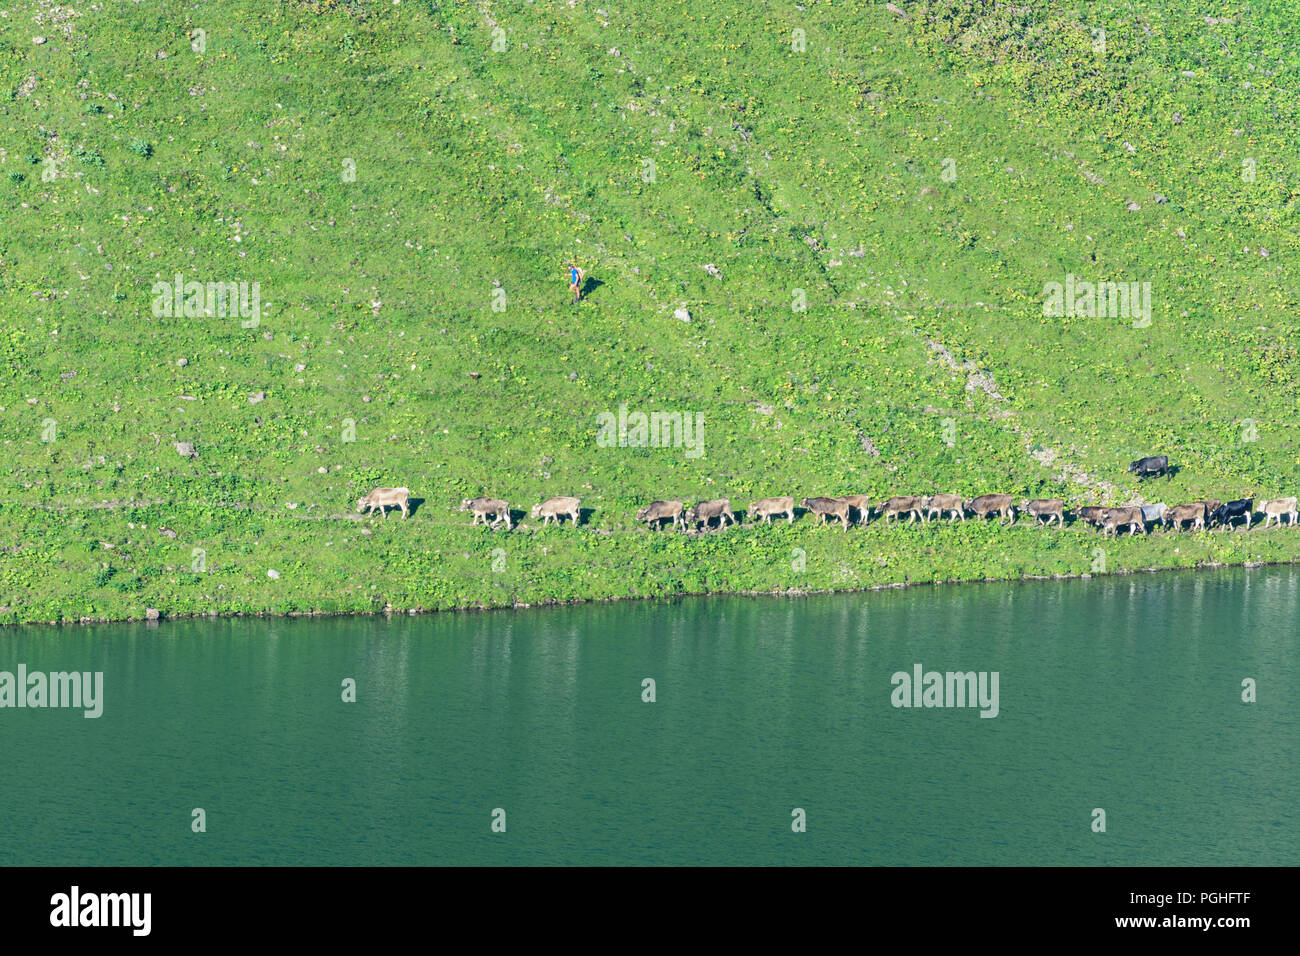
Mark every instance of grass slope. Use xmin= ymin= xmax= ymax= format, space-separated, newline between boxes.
xmin=1 ymin=0 xmax=1298 ymax=624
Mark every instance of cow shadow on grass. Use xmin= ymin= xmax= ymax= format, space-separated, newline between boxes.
xmin=407 ymin=497 xmax=426 ymax=517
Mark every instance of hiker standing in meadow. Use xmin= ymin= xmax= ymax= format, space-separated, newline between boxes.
xmin=569 ymin=263 xmax=585 ymax=304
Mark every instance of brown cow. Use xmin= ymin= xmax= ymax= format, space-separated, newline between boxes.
xmin=1076 ymin=506 xmax=1108 ymax=528
xmin=459 ymin=496 xmax=512 ymax=529
xmin=802 ymin=497 xmax=851 ymax=531
xmin=531 ymin=496 xmax=581 ymax=527
xmin=1023 ymin=499 xmax=1064 ymax=527
xmin=751 ymin=496 xmax=795 ymax=524
xmin=836 ymin=494 xmax=872 ymax=526
xmin=879 ymin=495 xmax=924 ymax=524
xmin=1164 ymin=503 xmax=1207 ymax=531
xmin=921 ymin=493 xmax=964 ymax=523
xmin=966 ymin=494 xmax=1015 ymax=524
xmin=637 ymin=500 xmax=685 ymax=531
xmin=357 ymin=487 xmax=410 ymax=520
xmin=685 ymin=498 xmax=735 ymax=530
xmin=1193 ymin=500 xmax=1222 ymax=523
xmin=1102 ymin=506 xmax=1146 ymax=536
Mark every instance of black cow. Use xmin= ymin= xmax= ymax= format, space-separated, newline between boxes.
xmin=1128 ymin=455 xmax=1171 ymax=480
xmin=1211 ymin=498 xmax=1254 ymax=530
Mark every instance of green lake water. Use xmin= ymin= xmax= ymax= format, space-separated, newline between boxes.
xmin=1 ymin=567 xmax=1295 ymax=865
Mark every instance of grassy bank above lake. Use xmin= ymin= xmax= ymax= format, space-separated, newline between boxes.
xmin=2 ymin=1 xmax=1297 ymax=625
xmin=6 ymin=500 xmax=1300 ymax=624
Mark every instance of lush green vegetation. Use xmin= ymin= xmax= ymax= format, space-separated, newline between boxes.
xmin=1 ymin=0 xmax=1297 ymax=624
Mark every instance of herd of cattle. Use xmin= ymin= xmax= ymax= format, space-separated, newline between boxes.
xmin=354 ymin=478 xmax=1299 ymax=536
xmin=624 ymin=494 xmax=1298 ymax=534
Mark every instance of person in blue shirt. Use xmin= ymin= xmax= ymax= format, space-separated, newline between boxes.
xmin=568 ymin=263 xmax=585 ymax=303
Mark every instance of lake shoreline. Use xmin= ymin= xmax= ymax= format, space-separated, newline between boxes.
xmin=10 ymin=551 xmax=1296 ymax=630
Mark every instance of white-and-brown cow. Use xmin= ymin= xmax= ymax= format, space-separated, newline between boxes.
xmin=357 ymin=486 xmax=410 ymax=519
xmin=1102 ymin=506 xmax=1146 ymax=536
xmin=966 ymin=494 xmax=1015 ymax=524
xmin=685 ymin=498 xmax=735 ymax=530
xmin=751 ymin=496 xmax=796 ymax=524
xmin=1023 ymin=499 xmax=1065 ymax=527
xmin=921 ymin=493 xmax=965 ymax=522
xmin=836 ymin=494 xmax=873 ymax=526
xmin=460 ymin=496 xmax=512 ymax=529
xmin=1164 ymin=503 xmax=1208 ymax=531
xmin=879 ymin=495 xmax=924 ymax=524
xmin=531 ymin=496 xmax=581 ymax=527
xmin=637 ymin=500 xmax=685 ymax=531
xmin=1259 ymin=497 xmax=1298 ymax=528
xmin=802 ymin=497 xmax=851 ymax=530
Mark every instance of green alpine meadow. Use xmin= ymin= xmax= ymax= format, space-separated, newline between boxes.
xmin=2 ymin=0 xmax=1297 ymax=625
